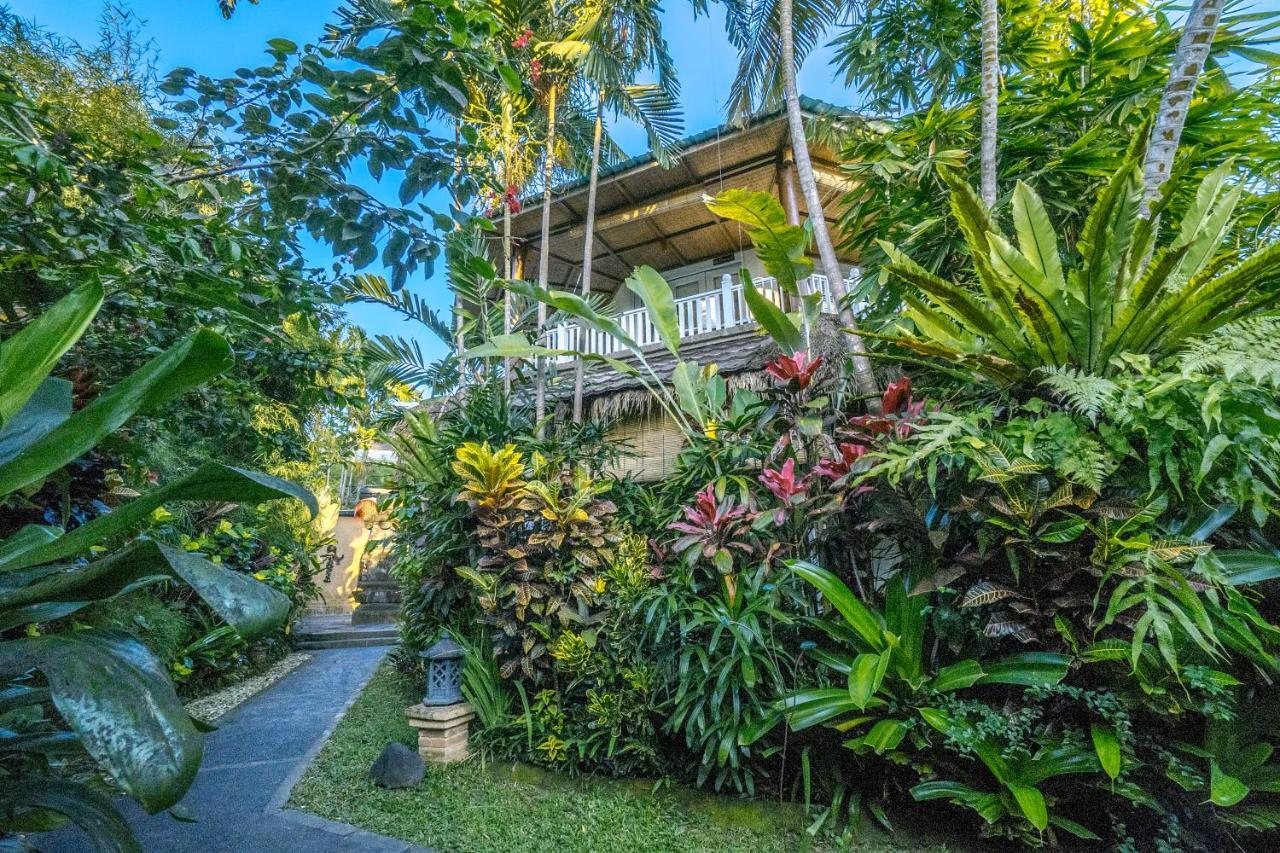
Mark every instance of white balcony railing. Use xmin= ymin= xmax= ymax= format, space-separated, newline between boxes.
xmin=545 ymin=272 xmax=857 ymax=362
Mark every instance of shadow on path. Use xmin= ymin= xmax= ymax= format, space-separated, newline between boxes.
xmin=40 ymin=646 xmax=433 ymax=853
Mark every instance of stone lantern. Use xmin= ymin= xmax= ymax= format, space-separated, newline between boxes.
xmin=418 ymin=634 xmax=464 ymax=705
xmin=404 ymin=634 xmax=473 ymax=764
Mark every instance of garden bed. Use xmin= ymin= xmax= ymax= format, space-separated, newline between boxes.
xmin=288 ymin=663 xmax=954 ymax=853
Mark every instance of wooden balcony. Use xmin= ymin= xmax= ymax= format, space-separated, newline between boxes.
xmin=544 ymin=271 xmax=858 ymax=362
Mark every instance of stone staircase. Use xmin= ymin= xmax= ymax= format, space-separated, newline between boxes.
xmin=295 ymin=614 xmax=399 ymax=650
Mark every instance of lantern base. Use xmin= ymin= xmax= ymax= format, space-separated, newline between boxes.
xmin=405 ymin=702 xmax=474 ymax=764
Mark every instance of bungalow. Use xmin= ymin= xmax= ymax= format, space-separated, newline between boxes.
xmin=501 ymin=97 xmax=864 ymax=481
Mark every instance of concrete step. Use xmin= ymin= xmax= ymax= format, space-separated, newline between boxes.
xmin=296 ymin=635 xmax=398 ymax=650
xmin=295 ymin=627 xmax=398 ymax=643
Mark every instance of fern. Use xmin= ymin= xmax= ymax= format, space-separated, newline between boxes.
xmin=1038 ymin=367 xmax=1118 ymax=423
xmin=1181 ymin=316 xmax=1280 ymax=386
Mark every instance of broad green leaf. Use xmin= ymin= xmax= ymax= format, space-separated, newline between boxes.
xmin=625 ymin=266 xmax=681 ymax=358
xmin=0 ymin=282 xmax=102 ymax=429
xmin=780 ymin=688 xmax=872 ymax=730
xmin=1215 ymin=550 xmax=1280 ymax=586
xmin=975 ymin=652 xmax=1070 ymax=687
xmin=1011 ymin=181 xmax=1065 ymax=291
xmin=859 ymin=718 xmax=907 ymax=754
xmin=789 ymin=560 xmax=886 ymax=651
xmin=0 ymin=631 xmax=201 ymax=814
xmin=0 ymin=525 xmax=60 ymax=570
xmin=932 ymin=659 xmax=985 ymax=692
xmin=671 ymin=361 xmax=704 ymax=425
xmin=847 ymin=651 xmax=891 ymax=709
xmin=0 ymin=378 xmax=72 ymax=467
xmin=1 ymin=539 xmax=290 ymax=639
xmin=7 ymin=462 xmax=316 ymax=571
xmin=462 ymin=334 xmax=560 ymax=361
xmin=1210 ymin=761 xmax=1250 ymax=807
xmin=0 ymin=778 xmax=140 ymax=852
xmin=0 ymin=329 xmax=232 ymax=498
xmin=505 ymin=279 xmax=642 ymax=357
xmin=1009 ymin=784 xmax=1049 ymax=831
xmin=1050 ymin=815 xmax=1102 ymax=841
xmin=742 ymin=273 xmax=803 ymax=354
xmin=918 ymin=707 xmax=953 ymax=733
xmin=1091 ymin=724 xmax=1122 ymax=780
xmin=704 ymin=190 xmax=811 ymax=299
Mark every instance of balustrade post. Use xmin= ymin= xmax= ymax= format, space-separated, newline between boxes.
xmin=720 ymin=273 xmax=736 ymax=329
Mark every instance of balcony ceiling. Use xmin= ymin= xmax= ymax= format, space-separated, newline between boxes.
xmin=502 ymin=104 xmax=860 ymax=293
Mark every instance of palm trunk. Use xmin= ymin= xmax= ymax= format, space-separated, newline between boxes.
xmin=1140 ymin=0 xmax=1223 ymax=217
xmin=979 ymin=0 xmax=999 ymax=209
xmin=451 ymin=121 xmax=468 ymax=398
xmin=778 ymin=0 xmax=878 ymax=403
xmin=534 ymin=85 xmax=558 ymax=435
xmin=503 ymin=201 xmax=513 ymax=396
xmin=573 ymin=92 xmax=605 ymax=424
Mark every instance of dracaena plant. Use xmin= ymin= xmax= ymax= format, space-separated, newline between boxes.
xmin=0 ymin=284 xmax=315 ymax=851
xmin=879 ymin=160 xmax=1280 ymax=386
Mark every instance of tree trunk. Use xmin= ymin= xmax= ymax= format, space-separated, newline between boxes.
xmin=979 ymin=0 xmax=999 ymax=210
xmin=1140 ymin=0 xmax=1223 ymax=218
xmin=778 ymin=0 xmax=879 ymax=403
xmin=451 ymin=121 xmax=468 ymax=399
xmin=503 ymin=201 xmax=513 ymax=396
xmin=534 ymin=85 xmax=558 ymax=434
xmin=573 ymin=93 xmax=605 ymax=424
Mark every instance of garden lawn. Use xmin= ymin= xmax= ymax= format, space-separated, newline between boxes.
xmin=289 ymin=663 xmax=953 ymax=853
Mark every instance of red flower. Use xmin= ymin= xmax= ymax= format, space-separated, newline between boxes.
xmin=530 ymin=58 xmax=542 ymax=83
xmin=511 ymin=29 xmax=533 ymax=49
xmin=759 ymin=458 xmax=808 ymax=504
xmin=764 ymin=351 xmax=824 ymax=390
xmin=813 ymin=443 xmax=867 ymax=480
xmin=669 ymin=483 xmax=754 ymax=570
xmin=881 ymin=377 xmax=912 ymax=414
xmin=504 ymin=184 xmax=522 ymax=214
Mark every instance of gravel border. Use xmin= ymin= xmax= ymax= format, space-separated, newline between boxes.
xmin=186 ymin=652 xmax=311 ymax=724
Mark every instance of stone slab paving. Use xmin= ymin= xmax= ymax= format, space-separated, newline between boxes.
xmin=40 ymin=646 xmax=434 ymax=853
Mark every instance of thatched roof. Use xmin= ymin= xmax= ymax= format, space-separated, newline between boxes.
xmin=502 ymin=97 xmax=862 ymax=293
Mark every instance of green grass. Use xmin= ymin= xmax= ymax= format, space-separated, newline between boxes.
xmin=289 ymin=663 xmax=955 ymax=853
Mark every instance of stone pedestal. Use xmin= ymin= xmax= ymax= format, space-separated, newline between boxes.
xmin=405 ymin=702 xmax=474 ymax=764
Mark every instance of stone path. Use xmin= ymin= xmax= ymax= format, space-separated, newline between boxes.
xmin=42 ymin=646 xmax=433 ymax=853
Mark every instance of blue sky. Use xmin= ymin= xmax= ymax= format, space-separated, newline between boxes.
xmin=8 ymin=0 xmax=853 ymax=362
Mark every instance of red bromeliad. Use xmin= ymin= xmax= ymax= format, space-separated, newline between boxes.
xmin=759 ymin=458 xmax=808 ymax=503
xmin=669 ymin=483 xmax=754 ymax=573
xmin=846 ymin=376 xmax=926 ymax=441
xmin=764 ymin=351 xmax=824 ymax=390
xmin=813 ymin=442 xmax=867 ymax=480
xmin=530 ymin=58 xmax=543 ymax=83
xmin=511 ymin=29 xmax=533 ymax=49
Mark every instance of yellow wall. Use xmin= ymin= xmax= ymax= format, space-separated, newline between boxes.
xmin=308 ymin=505 xmax=367 ymax=615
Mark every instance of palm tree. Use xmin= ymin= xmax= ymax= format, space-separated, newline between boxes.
xmin=1140 ymin=0 xmax=1224 ymax=217
xmin=562 ymin=0 xmax=683 ymax=423
xmin=533 ymin=77 xmax=560 ymax=431
xmin=979 ymin=0 xmax=999 ymax=209
xmin=775 ymin=0 xmax=879 ymax=401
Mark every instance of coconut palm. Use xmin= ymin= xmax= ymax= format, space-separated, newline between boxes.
xmin=722 ymin=0 xmax=880 ymax=402
xmin=1140 ymin=0 xmax=1225 ymax=217
xmin=978 ymin=0 xmax=999 ymax=209
xmin=555 ymin=0 xmax=684 ymax=422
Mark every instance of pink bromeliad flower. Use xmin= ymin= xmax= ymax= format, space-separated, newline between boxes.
xmin=511 ymin=29 xmax=533 ymax=49
xmin=764 ymin=351 xmax=824 ymax=390
xmin=759 ymin=458 xmax=808 ymax=503
xmin=813 ymin=443 xmax=867 ymax=480
xmin=669 ymin=483 xmax=754 ymax=568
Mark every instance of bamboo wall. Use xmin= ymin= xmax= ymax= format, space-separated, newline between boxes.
xmin=606 ymin=410 xmax=686 ymax=482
